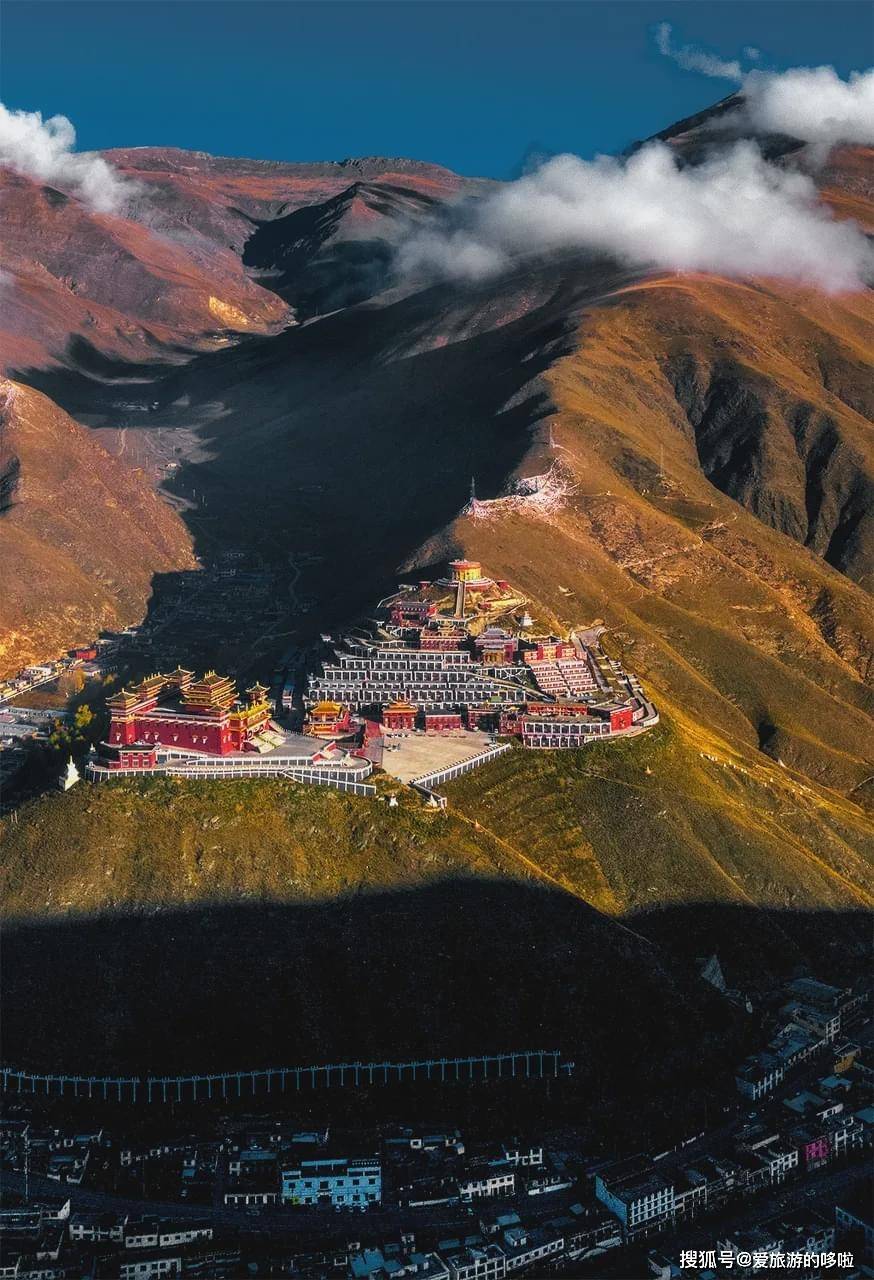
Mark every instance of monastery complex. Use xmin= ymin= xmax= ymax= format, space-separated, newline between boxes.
xmin=305 ymin=560 xmax=658 ymax=751
xmin=87 ymin=561 xmax=656 ymax=787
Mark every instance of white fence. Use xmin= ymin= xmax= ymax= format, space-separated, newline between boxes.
xmin=411 ymin=742 xmax=513 ymax=794
xmin=0 ymin=1049 xmax=569 ymax=1104
xmin=282 ymin=769 xmax=376 ymax=797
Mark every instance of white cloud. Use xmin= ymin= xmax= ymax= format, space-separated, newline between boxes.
xmin=397 ymin=141 xmax=873 ymax=293
xmin=653 ymin=27 xmax=874 ymax=157
xmin=655 ymin=22 xmax=744 ymax=83
xmin=741 ymin=66 xmax=874 ymax=157
xmin=0 ymin=103 xmax=135 ymax=213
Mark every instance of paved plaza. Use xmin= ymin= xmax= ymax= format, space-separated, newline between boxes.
xmin=380 ymin=729 xmax=494 ymax=783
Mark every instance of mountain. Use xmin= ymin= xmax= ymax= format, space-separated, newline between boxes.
xmin=242 ymin=177 xmax=470 ymax=319
xmin=0 ymin=116 xmax=871 ymax=1075
xmin=0 ymin=151 xmax=476 ymax=374
xmin=0 ymin=168 xmax=291 ymax=374
xmin=0 ymin=379 xmax=194 ymax=675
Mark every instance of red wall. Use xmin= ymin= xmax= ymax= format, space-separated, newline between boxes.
xmin=108 ymin=713 xmax=229 ymax=754
xmin=384 ymin=710 xmax=416 ymax=730
xmin=424 ymin=714 xmax=462 ymax=731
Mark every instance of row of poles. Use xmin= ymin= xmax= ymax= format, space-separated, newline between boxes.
xmin=0 ymin=1051 xmax=565 ymax=1105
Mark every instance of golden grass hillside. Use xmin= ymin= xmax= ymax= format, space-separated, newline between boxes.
xmin=0 ymin=773 xmax=532 ymax=918
xmin=0 ymin=379 xmax=195 ymax=677
xmin=404 ymin=273 xmax=874 ymax=927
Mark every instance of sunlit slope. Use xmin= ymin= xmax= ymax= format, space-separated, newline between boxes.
xmin=0 ymin=380 xmax=195 ymax=676
xmin=445 ymin=718 xmax=873 ymax=918
xmin=0 ymin=775 xmax=525 ymax=918
xmin=411 ymin=274 xmax=872 ymax=799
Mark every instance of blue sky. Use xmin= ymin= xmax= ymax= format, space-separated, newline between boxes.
xmin=2 ymin=1 xmax=871 ymax=177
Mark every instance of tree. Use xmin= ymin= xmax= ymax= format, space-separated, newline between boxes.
xmin=73 ymin=704 xmax=93 ymax=732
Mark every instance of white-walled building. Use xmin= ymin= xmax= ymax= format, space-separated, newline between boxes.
xmin=281 ymin=1156 xmax=381 ymax=1208
xmin=594 ymin=1158 xmax=676 ymax=1234
xmin=458 ymin=1171 xmax=516 ymax=1201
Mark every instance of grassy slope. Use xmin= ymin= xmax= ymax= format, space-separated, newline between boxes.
xmin=0 ymin=773 xmax=523 ymax=917
xmin=446 ymin=719 xmax=873 ymax=917
xmin=2 ymin=777 xmax=740 ymax=1093
xmin=0 ymin=380 xmax=195 ymax=676
xmin=407 ymin=274 xmax=874 ymax=931
xmin=0 ymin=751 xmax=867 ymax=1076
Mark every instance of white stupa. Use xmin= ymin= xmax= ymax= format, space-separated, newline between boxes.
xmin=59 ymin=756 xmax=80 ymax=791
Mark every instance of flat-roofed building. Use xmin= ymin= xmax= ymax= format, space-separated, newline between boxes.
xmin=594 ymin=1156 xmax=676 ymax=1234
xmin=281 ymin=1156 xmax=381 ymax=1208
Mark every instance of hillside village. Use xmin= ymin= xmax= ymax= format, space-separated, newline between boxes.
xmin=1 ymin=968 xmax=870 ymax=1279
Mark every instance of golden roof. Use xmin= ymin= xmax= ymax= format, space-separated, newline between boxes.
xmin=311 ymin=700 xmax=344 ymax=716
xmin=134 ymin=673 xmax=166 ymax=693
xmin=107 ymin=687 xmax=141 ymax=709
xmin=181 ymin=671 xmax=237 ymax=708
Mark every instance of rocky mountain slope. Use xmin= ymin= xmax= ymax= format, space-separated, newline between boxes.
xmin=0 ymin=379 xmax=194 ymax=674
xmin=0 ymin=152 xmax=475 ymax=374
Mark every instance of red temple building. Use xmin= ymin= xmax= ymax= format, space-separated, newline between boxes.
xmin=105 ymin=670 xmax=276 ymax=759
xmin=466 ymin=706 xmax=500 ymax=731
xmin=420 ymin=629 xmax=467 ymax=651
xmin=390 ymin=598 xmax=437 ymax=626
xmin=424 ymin=710 xmax=463 ymax=733
xmin=524 ymin=638 xmax=577 ymax=662
xmin=474 ymin=627 xmax=519 ymax=665
xmin=305 ymin=700 xmax=353 ymax=739
xmin=382 ymin=700 xmax=418 ymax=732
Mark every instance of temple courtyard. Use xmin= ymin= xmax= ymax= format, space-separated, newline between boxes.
xmin=380 ymin=728 xmax=494 ymax=784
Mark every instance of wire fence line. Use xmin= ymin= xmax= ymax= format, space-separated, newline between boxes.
xmin=0 ymin=1050 xmax=568 ymax=1104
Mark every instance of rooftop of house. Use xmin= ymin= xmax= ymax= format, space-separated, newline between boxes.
xmin=779 ymin=999 xmax=836 ymax=1023
xmin=784 ymin=978 xmax=845 ymax=1006
xmin=735 ymin=1053 xmax=782 ymax=1080
xmin=783 ymin=1091 xmax=827 ymax=1114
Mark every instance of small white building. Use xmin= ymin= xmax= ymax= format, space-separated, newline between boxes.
xmin=458 ymin=1171 xmax=516 ymax=1201
xmin=735 ymin=1052 xmax=785 ymax=1101
xmin=595 ymin=1158 xmax=676 ymax=1233
xmin=444 ymin=1244 xmax=507 ymax=1280
xmin=120 ymin=1255 xmax=181 ymax=1280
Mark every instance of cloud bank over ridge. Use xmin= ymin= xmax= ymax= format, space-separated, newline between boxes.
xmin=655 ymin=26 xmax=874 ymax=157
xmin=398 ymin=141 xmax=873 ymax=292
xmin=398 ymin=41 xmax=874 ymax=293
